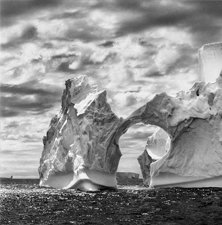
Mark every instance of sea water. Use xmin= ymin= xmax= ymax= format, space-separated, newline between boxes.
xmin=0 ymin=179 xmax=222 ymax=225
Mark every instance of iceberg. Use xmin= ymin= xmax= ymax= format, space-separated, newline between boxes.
xmin=39 ymin=43 xmax=222 ymax=190
xmin=39 ymin=76 xmax=122 ymax=191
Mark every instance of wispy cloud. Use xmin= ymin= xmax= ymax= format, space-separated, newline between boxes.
xmin=0 ymin=80 xmax=62 ymax=117
xmin=1 ymin=25 xmax=38 ymax=49
xmin=0 ymin=0 xmax=61 ymax=26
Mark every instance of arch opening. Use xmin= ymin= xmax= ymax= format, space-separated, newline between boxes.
xmin=117 ymin=123 xmax=171 ymax=186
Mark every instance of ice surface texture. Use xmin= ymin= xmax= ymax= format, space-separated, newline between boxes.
xmin=199 ymin=42 xmax=222 ymax=83
xmin=39 ymin=44 xmax=222 ymax=190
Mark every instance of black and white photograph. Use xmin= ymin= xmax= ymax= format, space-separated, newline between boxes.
xmin=0 ymin=0 xmax=222 ymax=224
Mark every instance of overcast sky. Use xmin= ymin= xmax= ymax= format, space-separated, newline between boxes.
xmin=1 ymin=0 xmax=222 ymax=178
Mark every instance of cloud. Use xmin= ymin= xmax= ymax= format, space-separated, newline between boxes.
xmin=112 ymin=0 xmax=222 ymax=47
xmin=4 ymin=121 xmax=19 ymax=128
xmin=48 ymin=10 xmax=84 ymax=20
xmin=1 ymin=95 xmax=55 ymax=113
xmin=2 ymin=0 xmax=222 ymax=47
xmin=22 ymin=25 xmax=38 ymax=39
xmin=22 ymin=134 xmax=41 ymax=143
xmin=0 ymin=147 xmax=40 ymax=177
xmin=143 ymin=69 xmax=163 ymax=78
xmin=1 ymin=25 xmax=38 ymax=50
xmin=65 ymin=22 xmax=108 ymax=42
xmin=121 ymin=125 xmax=156 ymax=142
xmin=113 ymin=1 xmax=192 ymax=36
xmin=0 ymin=81 xmax=56 ymax=95
xmin=0 ymin=80 xmax=62 ymax=117
xmin=99 ymin=40 xmax=115 ymax=48
xmin=154 ymin=43 xmax=196 ymax=75
xmin=0 ymin=108 xmax=20 ymax=117
xmin=0 ymin=0 xmax=61 ymax=26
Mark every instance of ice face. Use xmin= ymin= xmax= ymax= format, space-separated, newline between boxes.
xmin=199 ymin=42 xmax=222 ymax=83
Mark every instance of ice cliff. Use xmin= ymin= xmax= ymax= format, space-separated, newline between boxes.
xmin=199 ymin=42 xmax=222 ymax=83
xmin=39 ymin=43 xmax=222 ymax=190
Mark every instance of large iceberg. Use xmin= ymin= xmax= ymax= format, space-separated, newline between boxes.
xmin=39 ymin=43 xmax=222 ymax=190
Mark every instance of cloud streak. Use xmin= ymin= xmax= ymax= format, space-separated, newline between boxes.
xmin=0 ymin=81 xmax=62 ymax=117
xmin=0 ymin=0 xmax=61 ymax=26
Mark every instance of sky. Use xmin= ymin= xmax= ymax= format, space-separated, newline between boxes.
xmin=1 ymin=0 xmax=222 ymax=178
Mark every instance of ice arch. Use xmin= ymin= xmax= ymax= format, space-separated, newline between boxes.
xmin=39 ymin=78 xmax=177 ymax=190
xmin=118 ymin=124 xmax=171 ymax=185
xmin=105 ymin=91 xmax=222 ymax=188
xmin=39 ymin=42 xmax=222 ymax=191
xmin=39 ymin=76 xmax=222 ymax=191
xmin=104 ymin=92 xmax=173 ymax=175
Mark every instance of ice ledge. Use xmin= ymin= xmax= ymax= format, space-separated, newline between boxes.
xmin=40 ymin=169 xmax=117 ymax=191
xmin=151 ymin=173 xmax=222 ymax=188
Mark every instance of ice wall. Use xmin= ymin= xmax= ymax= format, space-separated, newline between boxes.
xmin=199 ymin=42 xmax=222 ymax=83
